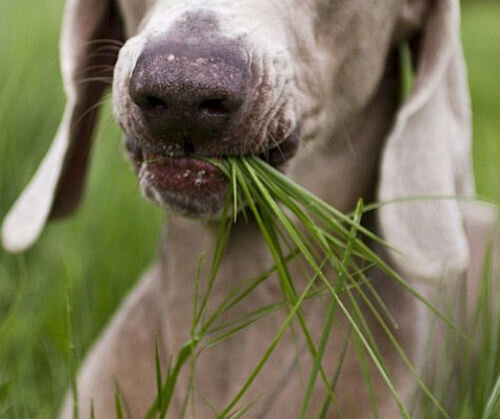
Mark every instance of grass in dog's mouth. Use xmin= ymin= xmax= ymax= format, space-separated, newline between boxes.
xmin=129 ymin=155 xmax=474 ymax=419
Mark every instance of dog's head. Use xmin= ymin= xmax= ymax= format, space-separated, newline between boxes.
xmin=113 ymin=0 xmax=410 ymax=216
xmin=2 ymin=0 xmax=473 ymax=281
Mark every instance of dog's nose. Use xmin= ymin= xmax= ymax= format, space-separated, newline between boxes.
xmin=129 ymin=40 xmax=249 ymax=145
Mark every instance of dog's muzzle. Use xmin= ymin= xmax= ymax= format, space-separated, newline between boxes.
xmin=123 ymin=36 xmax=298 ymax=217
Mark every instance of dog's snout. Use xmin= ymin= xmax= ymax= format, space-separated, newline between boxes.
xmin=129 ymin=40 xmax=249 ymax=145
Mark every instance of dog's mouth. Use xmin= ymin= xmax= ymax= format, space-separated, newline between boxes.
xmin=125 ymin=134 xmax=299 ymax=217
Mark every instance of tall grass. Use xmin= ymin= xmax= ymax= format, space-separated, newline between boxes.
xmin=0 ymin=1 xmax=499 ymax=418
xmin=417 ymin=237 xmax=500 ymax=418
xmin=101 ymin=155 xmax=493 ymax=419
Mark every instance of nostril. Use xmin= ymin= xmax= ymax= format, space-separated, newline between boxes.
xmin=143 ymin=96 xmax=168 ymax=112
xmin=131 ymin=88 xmax=169 ymax=111
xmin=183 ymin=140 xmax=195 ymax=155
xmin=199 ymin=98 xmax=230 ymax=117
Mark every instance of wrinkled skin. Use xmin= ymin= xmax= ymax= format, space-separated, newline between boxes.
xmin=112 ymin=0 xmax=415 ymax=215
xmin=0 ymin=0 xmax=482 ymax=417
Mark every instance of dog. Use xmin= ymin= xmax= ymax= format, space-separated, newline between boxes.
xmin=2 ymin=0 xmax=498 ymax=417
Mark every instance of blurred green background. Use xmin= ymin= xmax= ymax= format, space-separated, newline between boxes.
xmin=0 ymin=1 xmax=499 ymax=418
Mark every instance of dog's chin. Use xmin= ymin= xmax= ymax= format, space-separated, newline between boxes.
xmin=139 ymin=156 xmax=229 ymax=218
xmin=128 ymin=134 xmax=299 ymax=218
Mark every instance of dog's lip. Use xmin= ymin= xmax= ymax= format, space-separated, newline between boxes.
xmin=126 ymin=132 xmax=300 ymax=168
xmin=127 ymin=133 xmax=299 ymax=214
xmin=139 ymin=152 xmax=228 ymax=216
xmin=259 ymin=133 xmax=299 ymax=166
xmin=141 ymin=152 xmax=227 ymax=194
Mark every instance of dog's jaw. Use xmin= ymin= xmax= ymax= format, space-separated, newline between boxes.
xmin=113 ymin=18 xmax=299 ymax=215
xmin=125 ymin=133 xmax=299 ymax=217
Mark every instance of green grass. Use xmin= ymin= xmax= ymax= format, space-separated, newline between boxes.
xmin=462 ymin=1 xmax=500 ymax=202
xmin=125 ymin=156 xmax=428 ymax=418
xmin=0 ymin=1 xmax=162 ymax=417
xmin=0 ymin=1 xmax=499 ymax=418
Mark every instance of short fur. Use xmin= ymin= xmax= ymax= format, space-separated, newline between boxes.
xmin=2 ymin=0 xmax=498 ymax=417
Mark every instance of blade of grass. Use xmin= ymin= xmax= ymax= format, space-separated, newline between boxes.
xmin=347 ymin=273 xmax=451 ymax=418
xmin=231 ymin=161 xmax=238 ymax=222
xmin=205 ymin=286 xmax=330 ymax=339
xmin=353 ymin=333 xmax=381 ymax=418
xmin=227 ymin=395 xmax=262 ymax=419
xmin=0 ymin=258 xmax=27 ymax=346
xmin=155 ymin=336 xmax=163 ymax=414
xmin=195 ymin=193 xmax=233 ymax=327
xmin=216 ymin=271 xmax=319 ymax=418
xmin=299 ymin=199 xmax=364 ymax=419
xmin=114 ymin=380 xmax=124 ymax=419
xmin=482 ymin=373 xmax=500 ymax=419
xmin=322 ymin=277 xmax=410 ymax=418
xmin=250 ymin=157 xmax=472 ymax=342
xmin=239 ymin=159 xmax=409 ymax=414
xmin=242 ymin=160 xmax=408 ymax=407
xmin=144 ymin=337 xmax=199 ymax=419
xmin=64 ymin=270 xmax=79 ymax=419
xmin=191 ymin=252 xmax=205 ymax=335
xmin=200 ymin=251 xmax=298 ymax=333
xmin=249 ymin=157 xmax=390 ymax=247
xmin=195 ymin=386 xmax=219 ymax=416
xmin=235 ymin=163 xmax=341 ymax=405
xmin=316 ymin=328 xmax=352 ymax=419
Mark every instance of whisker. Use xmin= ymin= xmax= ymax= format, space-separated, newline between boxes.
xmin=76 ymin=65 xmax=116 ymax=77
xmin=83 ymin=51 xmax=121 ymax=61
xmin=73 ymin=97 xmax=112 ymax=127
xmin=82 ymin=38 xmax=124 ymax=47
xmin=91 ymin=45 xmax=123 ymax=53
xmin=76 ymin=77 xmax=114 ymax=86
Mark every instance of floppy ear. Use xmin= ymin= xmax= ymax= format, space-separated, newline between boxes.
xmin=1 ymin=0 xmax=124 ymax=252
xmin=377 ymin=0 xmax=474 ymax=281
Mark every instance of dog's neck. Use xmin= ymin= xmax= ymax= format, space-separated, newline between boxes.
xmin=159 ymin=55 xmax=400 ymax=349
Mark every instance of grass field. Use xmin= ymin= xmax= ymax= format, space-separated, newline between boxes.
xmin=0 ymin=1 xmax=499 ymax=418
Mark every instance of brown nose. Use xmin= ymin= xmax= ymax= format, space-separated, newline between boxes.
xmin=129 ymin=40 xmax=249 ymax=146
